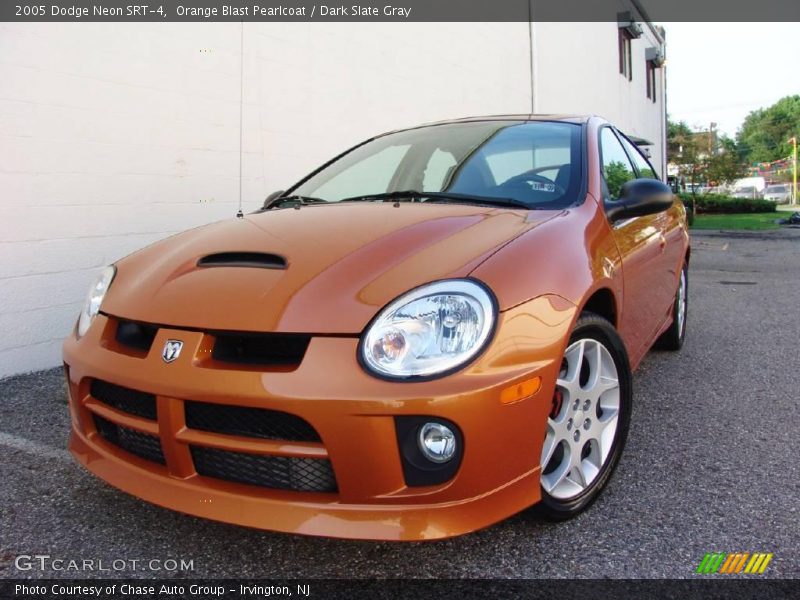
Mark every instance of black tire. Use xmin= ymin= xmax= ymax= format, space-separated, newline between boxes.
xmin=655 ymin=263 xmax=688 ymax=351
xmin=536 ymin=312 xmax=632 ymax=520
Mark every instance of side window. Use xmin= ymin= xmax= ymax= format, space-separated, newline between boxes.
xmin=619 ymin=135 xmax=660 ymax=180
xmin=599 ymin=128 xmax=636 ymax=199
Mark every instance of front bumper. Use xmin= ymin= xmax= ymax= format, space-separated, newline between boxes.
xmin=63 ymin=296 xmax=575 ymax=540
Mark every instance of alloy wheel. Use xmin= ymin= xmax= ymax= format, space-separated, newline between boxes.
xmin=541 ymin=338 xmax=621 ymax=499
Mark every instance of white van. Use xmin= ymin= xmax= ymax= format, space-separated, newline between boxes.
xmin=732 ymin=177 xmax=767 ymax=197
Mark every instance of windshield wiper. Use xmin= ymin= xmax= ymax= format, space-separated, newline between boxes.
xmin=264 ymin=195 xmax=329 ymax=210
xmin=339 ymin=190 xmax=531 ymax=209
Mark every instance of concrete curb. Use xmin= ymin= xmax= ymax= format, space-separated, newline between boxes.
xmin=690 ymin=227 xmax=800 ymax=240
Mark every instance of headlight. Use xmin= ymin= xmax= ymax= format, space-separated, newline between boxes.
xmin=76 ymin=265 xmax=116 ymax=338
xmin=360 ymin=279 xmax=496 ymax=379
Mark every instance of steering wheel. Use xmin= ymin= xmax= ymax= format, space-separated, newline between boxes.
xmin=497 ymin=172 xmax=566 ymax=196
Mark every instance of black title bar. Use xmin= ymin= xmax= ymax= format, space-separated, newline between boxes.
xmin=2 ymin=0 xmax=800 ymax=22
xmin=3 ymin=579 xmax=800 ymax=600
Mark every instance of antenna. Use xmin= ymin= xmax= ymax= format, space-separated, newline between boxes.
xmin=236 ymin=21 xmax=244 ymax=219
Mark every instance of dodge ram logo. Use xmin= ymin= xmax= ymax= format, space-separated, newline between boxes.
xmin=162 ymin=340 xmax=183 ymax=363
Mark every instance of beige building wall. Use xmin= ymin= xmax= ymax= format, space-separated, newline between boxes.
xmin=0 ymin=20 xmax=665 ymax=377
xmin=533 ymin=21 xmax=667 ymax=174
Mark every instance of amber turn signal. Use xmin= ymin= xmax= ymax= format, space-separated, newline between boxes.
xmin=500 ymin=376 xmax=542 ymax=405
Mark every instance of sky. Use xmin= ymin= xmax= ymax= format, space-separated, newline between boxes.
xmin=662 ymin=22 xmax=799 ymax=138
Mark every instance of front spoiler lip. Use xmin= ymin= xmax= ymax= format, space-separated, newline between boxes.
xmin=69 ymin=425 xmax=540 ymax=542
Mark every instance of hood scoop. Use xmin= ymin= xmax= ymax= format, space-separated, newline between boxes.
xmin=197 ymin=252 xmax=287 ymax=270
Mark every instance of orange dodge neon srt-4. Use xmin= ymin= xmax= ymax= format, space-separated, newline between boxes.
xmin=64 ymin=115 xmax=689 ymax=540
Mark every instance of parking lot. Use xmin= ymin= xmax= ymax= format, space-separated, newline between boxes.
xmin=1 ymin=230 xmax=798 ymax=579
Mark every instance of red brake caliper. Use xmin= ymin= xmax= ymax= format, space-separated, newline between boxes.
xmin=550 ymin=388 xmax=564 ymax=419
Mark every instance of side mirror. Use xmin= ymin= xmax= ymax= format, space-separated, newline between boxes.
xmin=605 ymin=179 xmax=674 ymax=222
xmin=262 ymin=190 xmax=285 ymax=210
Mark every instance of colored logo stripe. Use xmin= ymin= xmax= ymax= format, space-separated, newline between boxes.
xmin=696 ymin=553 xmax=725 ymax=574
xmin=697 ymin=552 xmax=773 ymax=574
xmin=733 ymin=553 xmax=750 ymax=573
xmin=719 ymin=553 xmax=737 ymax=573
xmin=745 ymin=553 xmax=773 ymax=574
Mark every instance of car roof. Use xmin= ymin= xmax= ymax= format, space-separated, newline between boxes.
xmin=422 ymin=114 xmax=590 ymax=125
xmin=376 ymin=114 xmax=590 ymax=138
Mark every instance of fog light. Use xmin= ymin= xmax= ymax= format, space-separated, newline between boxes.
xmin=418 ymin=422 xmax=456 ymax=463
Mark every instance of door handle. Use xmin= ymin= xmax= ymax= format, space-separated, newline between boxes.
xmin=659 ymin=234 xmax=667 ymax=252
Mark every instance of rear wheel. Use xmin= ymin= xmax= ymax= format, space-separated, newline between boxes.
xmin=656 ymin=264 xmax=688 ymax=351
xmin=537 ymin=313 xmax=632 ymax=520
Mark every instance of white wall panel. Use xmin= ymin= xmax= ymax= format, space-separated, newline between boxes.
xmin=0 ymin=21 xmax=665 ymax=377
xmin=0 ymin=22 xmax=533 ymax=376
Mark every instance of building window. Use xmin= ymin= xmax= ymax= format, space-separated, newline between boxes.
xmin=618 ymin=29 xmax=632 ymax=80
xmin=646 ymin=60 xmax=656 ymax=102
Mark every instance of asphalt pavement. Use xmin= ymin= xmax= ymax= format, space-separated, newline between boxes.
xmin=1 ymin=229 xmax=798 ymax=579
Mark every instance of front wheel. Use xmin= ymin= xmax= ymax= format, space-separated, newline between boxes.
xmin=536 ymin=313 xmax=632 ymax=520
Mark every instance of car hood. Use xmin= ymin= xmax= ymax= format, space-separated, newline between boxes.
xmin=102 ymin=203 xmax=558 ymax=333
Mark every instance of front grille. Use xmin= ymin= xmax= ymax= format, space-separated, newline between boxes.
xmin=185 ymin=401 xmax=321 ymax=442
xmin=109 ymin=316 xmax=312 ymax=368
xmin=90 ymin=379 xmax=157 ymax=420
xmin=191 ymin=446 xmax=337 ymax=492
xmin=93 ymin=415 xmax=165 ymax=465
xmin=211 ymin=333 xmax=310 ymax=366
xmin=84 ymin=375 xmax=336 ymax=494
xmin=115 ymin=319 xmax=158 ymax=352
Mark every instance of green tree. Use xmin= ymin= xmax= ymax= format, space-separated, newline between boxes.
xmin=705 ymin=136 xmax=744 ymax=185
xmin=668 ymin=120 xmax=694 ymax=159
xmin=668 ymin=120 xmax=744 ymax=192
xmin=736 ymin=95 xmax=800 ymax=164
xmin=668 ymin=119 xmax=705 ymax=194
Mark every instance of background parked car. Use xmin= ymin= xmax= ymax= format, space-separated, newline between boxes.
xmin=707 ymin=185 xmax=729 ymax=195
xmin=732 ymin=176 xmax=766 ymax=197
xmin=763 ymin=184 xmax=792 ymax=203
xmin=731 ymin=186 xmax=762 ymax=199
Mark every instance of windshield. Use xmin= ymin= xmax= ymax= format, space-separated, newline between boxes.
xmin=765 ymin=186 xmax=787 ymax=193
xmin=289 ymin=121 xmax=583 ymax=209
xmin=735 ymin=187 xmax=755 ymax=193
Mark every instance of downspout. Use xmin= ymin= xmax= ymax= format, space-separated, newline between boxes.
xmin=661 ymin=58 xmax=668 ymax=180
xmin=657 ymin=26 xmax=668 ymax=180
xmin=632 ymin=0 xmax=667 ymax=178
xmin=528 ymin=0 xmax=537 ymax=114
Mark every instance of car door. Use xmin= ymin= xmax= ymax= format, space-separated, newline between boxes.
xmin=617 ymin=132 xmax=684 ymax=331
xmin=599 ymin=127 xmax=667 ymax=363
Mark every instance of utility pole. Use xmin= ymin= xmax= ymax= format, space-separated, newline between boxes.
xmin=791 ymin=136 xmax=798 ymax=205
